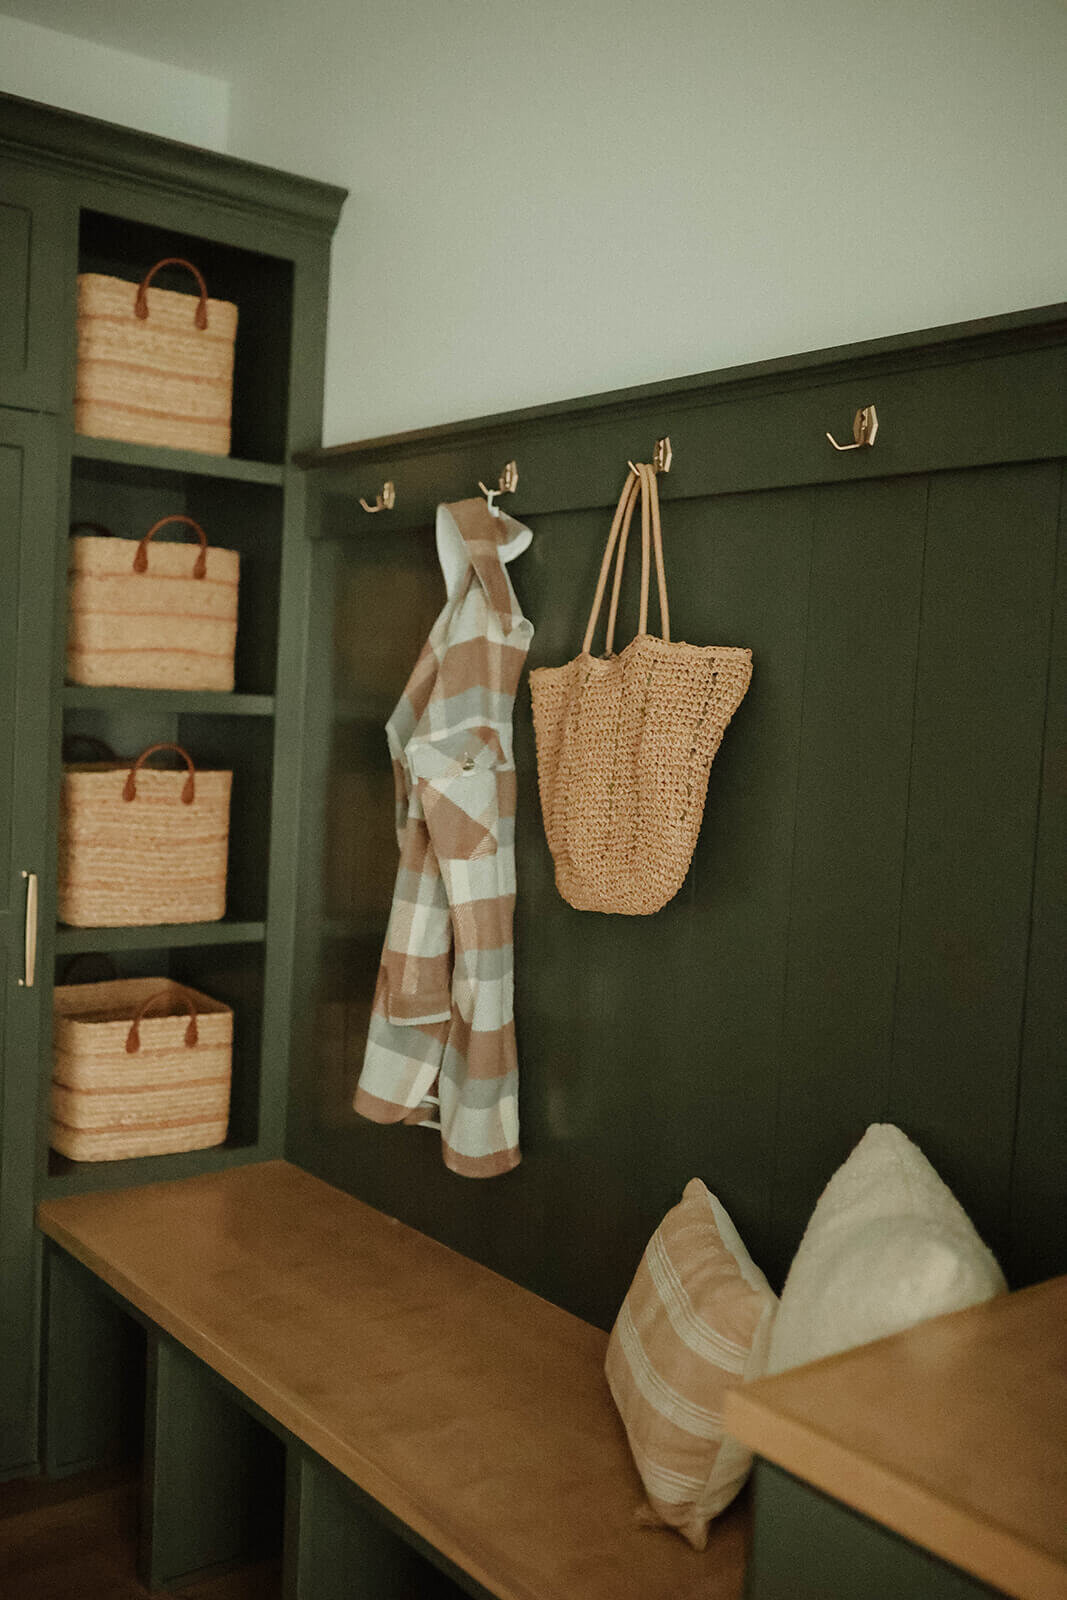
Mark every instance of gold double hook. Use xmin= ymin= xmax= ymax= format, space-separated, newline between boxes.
xmin=478 ymin=460 xmax=519 ymax=513
xmin=359 ymin=481 xmax=396 ymax=513
xmin=628 ymin=436 xmax=673 ymax=476
xmin=827 ymin=405 xmax=879 ymax=452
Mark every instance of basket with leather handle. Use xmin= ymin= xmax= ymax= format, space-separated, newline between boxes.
xmin=66 ymin=515 xmax=240 ymax=691
xmin=51 ymin=978 xmax=232 ymax=1161
xmin=75 ymin=257 xmax=238 ymax=455
xmin=530 ymin=462 xmax=752 ymax=915
xmin=57 ymin=742 xmax=232 ymax=927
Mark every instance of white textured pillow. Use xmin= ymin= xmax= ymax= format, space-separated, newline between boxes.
xmin=768 ymin=1124 xmax=1006 ymax=1375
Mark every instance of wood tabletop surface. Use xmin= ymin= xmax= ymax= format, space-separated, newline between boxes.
xmin=727 ymin=1275 xmax=1067 ymax=1600
xmin=37 ymin=1160 xmax=747 ymax=1600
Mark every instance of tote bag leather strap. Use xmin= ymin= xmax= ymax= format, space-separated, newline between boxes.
xmin=582 ymin=463 xmax=670 ymax=655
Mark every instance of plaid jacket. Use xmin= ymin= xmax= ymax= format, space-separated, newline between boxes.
xmin=353 ymin=497 xmax=533 ymax=1176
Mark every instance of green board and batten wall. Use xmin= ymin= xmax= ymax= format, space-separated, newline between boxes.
xmin=292 ymin=304 xmax=1067 ymax=1325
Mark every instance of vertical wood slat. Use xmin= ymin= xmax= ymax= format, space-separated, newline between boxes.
xmin=887 ymin=462 xmax=1062 ymax=1263
xmin=1010 ymin=464 xmax=1067 ymax=1286
xmin=769 ymin=476 xmax=928 ymax=1279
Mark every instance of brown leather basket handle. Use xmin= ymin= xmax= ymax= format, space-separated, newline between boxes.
xmin=134 ymin=258 xmax=209 ymax=330
xmin=133 ymin=515 xmax=208 ymax=580
xmin=69 ymin=521 xmax=115 ymax=539
xmin=122 ymin=743 xmax=196 ymax=805
xmin=126 ymin=989 xmax=199 ymax=1054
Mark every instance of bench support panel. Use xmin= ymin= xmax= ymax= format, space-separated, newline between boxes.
xmin=140 ymin=1331 xmax=283 ymax=1591
xmin=745 ymin=1463 xmax=1005 ymax=1600
xmin=284 ymin=1450 xmax=472 ymax=1600
xmin=42 ymin=1246 xmax=144 ymax=1478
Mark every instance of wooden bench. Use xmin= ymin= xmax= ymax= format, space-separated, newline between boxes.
xmin=37 ymin=1160 xmax=749 ymax=1600
xmin=727 ymin=1277 xmax=1067 ymax=1600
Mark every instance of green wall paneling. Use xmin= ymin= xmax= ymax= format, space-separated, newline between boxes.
xmin=886 ymin=461 xmax=1062 ymax=1264
xmin=140 ymin=1331 xmax=284 ymax=1592
xmin=293 ymin=306 xmax=1067 ymax=1332
xmin=1010 ymin=466 xmax=1067 ymax=1285
xmin=41 ymin=1246 xmax=145 ymax=1477
xmin=745 ymin=1463 xmax=1005 ymax=1600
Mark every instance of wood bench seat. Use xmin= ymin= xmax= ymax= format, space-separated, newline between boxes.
xmin=37 ymin=1160 xmax=749 ymax=1600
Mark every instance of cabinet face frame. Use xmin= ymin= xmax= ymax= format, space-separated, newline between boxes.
xmin=0 ymin=406 xmax=62 ymax=1476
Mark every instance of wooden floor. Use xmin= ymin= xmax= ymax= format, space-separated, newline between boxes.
xmin=0 ymin=1467 xmax=281 ymax=1600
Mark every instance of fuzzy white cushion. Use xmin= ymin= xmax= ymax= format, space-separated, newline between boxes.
xmin=768 ymin=1124 xmax=1006 ymax=1375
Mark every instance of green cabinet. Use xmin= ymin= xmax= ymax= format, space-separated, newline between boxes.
xmin=0 ymin=160 xmax=73 ymax=412
xmin=0 ymin=407 xmax=60 ymax=1477
xmin=0 ymin=91 xmax=345 ymax=1480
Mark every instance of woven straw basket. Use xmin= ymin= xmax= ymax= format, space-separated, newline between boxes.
xmin=57 ymin=742 xmax=232 ymax=927
xmin=75 ymin=258 xmax=238 ymax=456
xmin=51 ymin=978 xmax=232 ymax=1161
xmin=530 ymin=463 xmax=752 ymax=916
xmin=67 ymin=516 xmax=239 ymax=691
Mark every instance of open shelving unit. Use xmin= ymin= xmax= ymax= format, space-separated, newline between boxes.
xmin=32 ymin=167 xmax=344 ymax=1208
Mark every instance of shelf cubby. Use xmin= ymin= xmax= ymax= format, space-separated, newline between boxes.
xmin=77 ymin=209 xmax=294 ymax=466
xmin=72 ymin=435 xmax=286 ymax=486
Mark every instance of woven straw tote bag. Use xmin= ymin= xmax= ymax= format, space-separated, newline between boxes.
xmin=57 ymin=741 xmax=232 ymax=927
xmin=75 ymin=257 xmax=237 ymax=455
xmin=51 ymin=978 xmax=232 ymax=1161
xmin=66 ymin=515 xmax=239 ymax=691
xmin=530 ymin=462 xmax=753 ymax=915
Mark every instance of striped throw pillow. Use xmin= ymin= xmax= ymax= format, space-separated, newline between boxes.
xmin=605 ymin=1180 xmax=778 ymax=1550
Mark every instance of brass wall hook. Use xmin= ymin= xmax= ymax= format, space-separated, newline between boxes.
xmin=827 ymin=405 xmax=878 ymax=451
xmin=478 ymin=460 xmax=519 ymax=513
xmin=359 ymin=481 xmax=396 ymax=513
xmin=628 ymin=436 xmax=673 ymax=476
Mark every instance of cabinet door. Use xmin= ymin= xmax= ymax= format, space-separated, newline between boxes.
xmin=0 ymin=160 xmax=73 ymax=413
xmin=0 ymin=407 xmax=60 ymax=1477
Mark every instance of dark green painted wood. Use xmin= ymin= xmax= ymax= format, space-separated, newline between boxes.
xmin=745 ymin=1463 xmax=1005 ymax=1600
xmin=0 ymin=90 xmax=346 ymax=237
xmin=140 ymin=1332 xmax=284 ymax=1591
xmin=53 ymin=920 xmax=266 ymax=954
xmin=62 ymin=686 xmax=276 ymax=717
xmin=768 ymin=476 xmax=927 ymax=1280
xmin=294 ymin=317 xmax=1067 ymax=1327
xmin=297 ymin=314 xmax=1067 ymax=524
xmin=283 ymin=1451 xmax=471 ymax=1600
xmin=1010 ymin=463 xmax=1067 ymax=1286
xmin=41 ymin=1246 xmax=144 ymax=1475
xmin=887 ymin=462 xmax=1062 ymax=1268
xmin=0 ymin=408 xmax=61 ymax=1476
xmin=0 ymin=93 xmax=342 ymax=1479
xmin=0 ymin=157 xmax=76 ymax=412
xmin=72 ymin=434 xmax=287 ymax=484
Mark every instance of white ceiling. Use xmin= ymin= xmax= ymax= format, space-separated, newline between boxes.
xmin=0 ymin=1 xmax=283 ymax=76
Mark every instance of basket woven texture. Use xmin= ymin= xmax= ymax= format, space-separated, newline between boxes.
xmin=51 ymin=978 xmax=232 ymax=1161
xmin=530 ymin=463 xmax=753 ymax=916
xmin=67 ymin=516 xmax=239 ymax=691
xmin=75 ymin=258 xmax=238 ymax=456
xmin=57 ymin=743 xmax=232 ymax=927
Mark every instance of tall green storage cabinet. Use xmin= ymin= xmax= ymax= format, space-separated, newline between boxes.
xmin=0 ymin=91 xmax=345 ymax=1479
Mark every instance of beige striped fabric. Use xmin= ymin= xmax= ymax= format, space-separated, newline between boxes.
xmin=67 ymin=529 xmax=239 ymax=691
xmin=605 ymin=1179 xmax=778 ymax=1549
xmin=51 ymin=978 xmax=232 ymax=1161
xmin=354 ymin=498 xmax=533 ymax=1177
xmin=75 ymin=272 xmax=237 ymax=456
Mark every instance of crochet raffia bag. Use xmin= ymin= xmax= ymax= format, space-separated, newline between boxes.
xmin=530 ymin=463 xmax=753 ymax=915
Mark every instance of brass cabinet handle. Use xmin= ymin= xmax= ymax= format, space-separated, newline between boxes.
xmin=19 ymin=871 xmax=38 ymax=989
